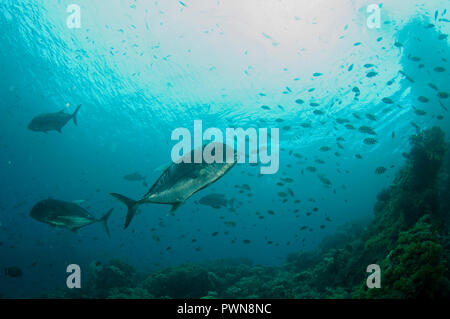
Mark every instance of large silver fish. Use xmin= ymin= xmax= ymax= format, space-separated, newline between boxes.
xmin=111 ymin=142 xmax=237 ymax=229
xmin=30 ymin=199 xmax=113 ymax=237
xmin=28 ymin=104 xmax=81 ymax=133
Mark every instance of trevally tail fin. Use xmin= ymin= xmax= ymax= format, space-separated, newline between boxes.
xmin=99 ymin=208 xmax=113 ymax=238
xmin=110 ymin=193 xmax=139 ymax=229
xmin=72 ymin=104 xmax=82 ymax=126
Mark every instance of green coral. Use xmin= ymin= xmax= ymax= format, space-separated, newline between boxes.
xmin=45 ymin=127 xmax=450 ymax=300
xmin=355 ymin=216 xmax=445 ymax=299
xmin=92 ymin=259 xmax=135 ymax=294
xmin=107 ymin=287 xmax=154 ymax=299
xmin=142 ymin=264 xmax=218 ymax=298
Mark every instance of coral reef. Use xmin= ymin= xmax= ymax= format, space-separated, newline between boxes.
xmin=355 ymin=216 xmax=446 ymax=298
xmin=48 ymin=127 xmax=449 ymax=299
xmin=142 ymin=263 xmax=216 ymax=298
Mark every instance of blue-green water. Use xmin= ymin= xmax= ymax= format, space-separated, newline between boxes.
xmin=0 ymin=0 xmax=449 ymax=298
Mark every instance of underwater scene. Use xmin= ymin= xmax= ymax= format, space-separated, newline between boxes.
xmin=0 ymin=0 xmax=449 ymax=300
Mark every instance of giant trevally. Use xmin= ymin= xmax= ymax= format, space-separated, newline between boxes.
xmin=28 ymin=104 xmax=82 ymax=133
xmin=111 ymin=142 xmax=237 ymax=229
xmin=30 ymin=199 xmax=113 ymax=237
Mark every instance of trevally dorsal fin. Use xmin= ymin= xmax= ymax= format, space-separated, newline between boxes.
xmin=154 ymin=162 xmax=171 ymax=173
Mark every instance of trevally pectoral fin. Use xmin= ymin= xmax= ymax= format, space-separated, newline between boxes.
xmin=170 ymin=202 xmax=183 ymax=213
